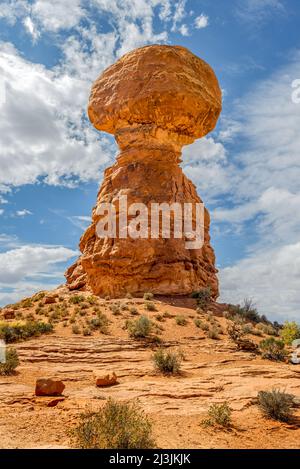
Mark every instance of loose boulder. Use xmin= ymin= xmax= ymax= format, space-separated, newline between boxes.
xmin=35 ymin=378 xmax=65 ymax=396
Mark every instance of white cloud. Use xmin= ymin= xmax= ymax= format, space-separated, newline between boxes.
xmin=32 ymin=0 xmax=85 ymax=32
xmin=15 ymin=209 xmax=33 ymax=217
xmin=214 ymin=52 xmax=300 ymax=320
xmin=0 ymin=244 xmax=78 ymax=306
xmin=219 ymin=242 xmax=300 ymax=323
xmin=0 ymin=209 xmax=4 ymax=215
xmin=194 ymin=14 xmax=209 ymax=29
xmin=23 ymin=16 xmax=40 ymax=42
xmin=178 ymin=24 xmax=189 ymax=36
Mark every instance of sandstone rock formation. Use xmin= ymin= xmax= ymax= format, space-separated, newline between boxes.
xmin=65 ymin=45 xmax=222 ymax=298
xmin=35 ymin=379 xmax=65 ymax=396
xmin=94 ymin=371 xmax=118 ymax=387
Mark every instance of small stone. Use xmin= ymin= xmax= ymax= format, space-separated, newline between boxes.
xmin=94 ymin=372 xmax=118 ymax=387
xmin=35 ymin=379 xmax=65 ymax=396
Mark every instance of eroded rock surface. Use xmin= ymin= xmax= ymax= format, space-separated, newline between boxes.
xmin=66 ymin=45 xmax=222 ymax=298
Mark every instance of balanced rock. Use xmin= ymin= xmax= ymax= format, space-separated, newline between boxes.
xmin=94 ymin=372 xmax=118 ymax=387
xmin=65 ymin=45 xmax=222 ymax=298
xmin=35 ymin=379 xmax=65 ymax=396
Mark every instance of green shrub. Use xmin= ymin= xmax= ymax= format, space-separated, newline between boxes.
xmin=144 ymin=301 xmax=157 ymax=312
xmin=162 ymin=312 xmax=173 ymax=319
xmin=155 ymin=314 xmax=164 ymax=322
xmin=194 ymin=318 xmax=202 ymax=328
xmin=129 ymin=307 xmax=139 ymax=316
xmin=175 ymin=315 xmax=187 ymax=326
xmin=280 ymin=321 xmax=300 ymax=345
xmin=89 ymin=313 xmax=109 ymax=334
xmin=0 ymin=321 xmax=53 ymax=343
xmin=71 ymin=398 xmax=155 ymax=449
xmin=208 ymin=326 xmax=219 ymax=339
xmin=259 ymin=337 xmax=287 ymax=361
xmin=202 ymin=402 xmax=231 ymax=428
xmin=126 ymin=316 xmax=153 ymax=338
xmin=110 ymin=304 xmax=121 ymax=315
xmin=242 ymin=323 xmax=254 ymax=335
xmin=87 ymin=295 xmax=98 ymax=305
xmin=229 ymin=298 xmax=262 ymax=323
xmin=83 ymin=327 xmax=92 ymax=336
xmin=0 ymin=348 xmax=19 ymax=375
xmin=143 ymin=292 xmax=154 ymax=301
xmin=72 ymin=324 xmax=80 ymax=334
xmin=69 ymin=295 xmax=85 ymax=305
xmin=257 ymin=389 xmax=295 ymax=422
xmin=120 ymin=303 xmax=129 ymax=311
xmin=191 ymin=287 xmax=211 ymax=309
xmin=152 ymin=349 xmax=181 ymax=374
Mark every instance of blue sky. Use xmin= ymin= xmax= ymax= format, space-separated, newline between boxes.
xmin=0 ymin=0 xmax=300 ymax=322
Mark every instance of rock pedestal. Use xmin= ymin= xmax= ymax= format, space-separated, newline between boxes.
xmin=65 ymin=45 xmax=222 ymax=299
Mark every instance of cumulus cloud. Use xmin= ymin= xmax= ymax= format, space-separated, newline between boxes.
xmin=15 ymin=209 xmax=33 ymax=217
xmin=0 ymin=244 xmax=78 ymax=305
xmin=216 ymin=52 xmax=300 ymax=320
xmin=194 ymin=14 xmax=209 ymax=29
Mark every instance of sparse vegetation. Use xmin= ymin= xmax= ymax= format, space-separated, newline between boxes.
xmin=69 ymin=295 xmax=85 ymax=305
xmin=202 ymin=402 xmax=232 ymax=428
xmin=143 ymin=292 xmax=154 ymax=301
xmin=175 ymin=315 xmax=187 ymax=326
xmin=89 ymin=312 xmax=109 ymax=334
xmin=228 ymin=298 xmax=268 ymax=324
xmin=71 ymin=398 xmax=155 ymax=449
xmin=0 ymin=321 xmax=53 ymax=343
xmin=126 ymin=316 xmax=153 ymax=338
xmin=259 ymin=337 xmax=287 ymax=361
xmin=257 ymin=389 xmax=295 ymax=422
xmin=280 ymin=321 xmax=300 ymax=345
xmin=129 ymin=306 xmax=139 ymax=316
xmin=0 ymin=348 xmax=19 ymax=375
xmin=191 ymin=287 xmax=211 ymax=310
xmin=208 ymin=326 xmax=219 ymax=340
xmin=152 ymin=348 xmax=182 ymax=374
xmin=72 ymin=324 xmax=80 ymax=334
xmin=144 ymin=301 xmax=157 ymax=312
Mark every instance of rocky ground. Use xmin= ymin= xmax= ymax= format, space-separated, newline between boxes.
xmin=0 ymin=287 xmax=300 ymax=449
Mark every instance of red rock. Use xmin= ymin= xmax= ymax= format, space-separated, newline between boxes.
xmin=2 ymin=309 xmax=15 ymax=320
xmin=35 ymin=379 xmax=65 ymax=396
xmin=66 ymin=45 xmax=221 ymax=299
xmin=44 ymin=296 xmax=57 ymax=305
xmin=94 ymin=372 xmax=118 ymax=387
xmin=47 ymin=397 xmax=65 ymax=407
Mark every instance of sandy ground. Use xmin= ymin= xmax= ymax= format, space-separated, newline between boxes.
xmin=0 ymin=290 xmax=300 ymax=449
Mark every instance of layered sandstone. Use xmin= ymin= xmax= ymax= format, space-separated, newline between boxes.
xmin=65 ymin=45 xmax=222 ymax=298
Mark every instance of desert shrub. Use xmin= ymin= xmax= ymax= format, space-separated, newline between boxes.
xmin=126 ymin=316 xmax=153 ymax=338
xmin=280 ymin=321 xmax=300 ymax=345
xmin=83 ymin=327 xmax=92 ymax=336
xmin=162 ymin=312 xmax=173 ymax=319
xmin=152 ymin=348 xmax=181 ymax=374
xmin=120 ymin=303 xmax=129 ymax=311
xmin=259 ymin=337 xmax=287 ymax=361
xmin=32 ymin=291 xmax=45 ymax=302
xmin=0 ymin=348 xmax=19 ymax=375
xmin=144 ymin=301 xmax=157 ymax=312
xmin=202 ymin=402 xmax=231 ymax=428
xmin=257 ymin=389 xmax=295 ymax=422
xmin=110 ymin=304 xmax=121 ymax=315
xmin=129 ymin=307 xmax=139 ymax=316
xmin=191 ymin=287 xmax=211 ymax=309
xmin=126 ymin=292 xmax=133 ymax=299
xmin=70 ymin=315 xmax=76 ymax=324
xmin=143 ymin=292 xmax=154 ymax=301
xmin=0 ymin=321 xmax=53 ymax=343
xmin=86 ymin=295 xmax=97 ymax=305
xmin=242 ymin=323 xmax=254 ymax=335
xmin=175 ymin=315 xmax=187 ymax=326
xmin=262 ymin=324 xmax=278 ymax=336
xmin=71 ymin=398 xmax=155 ymax=449
xmin=252 ymin=326 xmax=263 ymax=337
xmin=72 ymin=324 xmax=80 ymax=335
xmin=89 ymin=312 xmax=109 ymax=334
xmin=194 ymin=318 xmax=202 ymax=328
xmin=21 ymin=297 xmax=33 ymax=308
xmin=155 ymin=314 xmax=164 ymax=322
xmin=69 ymin=295 xmax=85 ymax=305
xmin=208 ymin=326 xmax=219 ymax=340
xmin=229 ymin=298 xmax=262 ymax=323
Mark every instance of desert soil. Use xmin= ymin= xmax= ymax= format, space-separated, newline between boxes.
xmin=0 ymin=289 xmax=300 ymax=449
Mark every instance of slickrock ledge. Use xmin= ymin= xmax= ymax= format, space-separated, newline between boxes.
xmin=66 ymin=45 xmax=222 ymax=298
